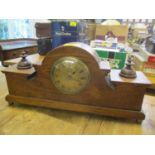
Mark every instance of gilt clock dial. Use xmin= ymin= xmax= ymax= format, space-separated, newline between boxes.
xmin=50 ymin=57 xmax=91 ymax=94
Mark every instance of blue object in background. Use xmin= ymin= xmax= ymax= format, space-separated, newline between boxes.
xmin=51 ymin=21 xmax=81 ymax=49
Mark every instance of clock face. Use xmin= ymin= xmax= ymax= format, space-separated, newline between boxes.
xmin=50 ymin=57 xmax=91 ymax=94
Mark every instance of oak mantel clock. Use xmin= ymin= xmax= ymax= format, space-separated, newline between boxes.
xmin=2 ymin=43 xmax=151 ymax=121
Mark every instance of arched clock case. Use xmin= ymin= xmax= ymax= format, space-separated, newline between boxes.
xmin=2 ymin=43 xmax=151 ymax=121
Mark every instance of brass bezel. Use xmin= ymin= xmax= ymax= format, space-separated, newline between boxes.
xmin=50 ymin=56 xmax=91 ymax=95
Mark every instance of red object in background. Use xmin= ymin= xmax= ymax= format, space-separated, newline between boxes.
xmin=148 ymin=56 xmax=155 ymax=63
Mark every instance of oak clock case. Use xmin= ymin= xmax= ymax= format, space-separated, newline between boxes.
xmin=2 ymin=43 xmax=151 ymax=121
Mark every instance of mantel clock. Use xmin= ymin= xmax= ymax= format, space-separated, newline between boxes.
xmin=2 ymin=43 xmax=151 ymax=121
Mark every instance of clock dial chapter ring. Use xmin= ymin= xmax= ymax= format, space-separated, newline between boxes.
xmin=50 ymin=57 xmax=91 ymax=94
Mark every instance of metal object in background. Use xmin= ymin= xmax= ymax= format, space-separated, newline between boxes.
xmin=145 ymin=34 xmax=155 ymax=54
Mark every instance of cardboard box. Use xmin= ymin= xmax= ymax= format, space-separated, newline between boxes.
xmin=86 ymin=23 xmax=96 ymax=40
xmin=92 ymin=40 xmax=118 ymax=50
xmin=95 ymin=25 xmax=128 ymax=43
xmin=35 ymin=23 xmax=52 ymax=38
xmin=51 ymin=21 xmax=82 ymax=49
xmin=133 ymin=53 xmax=155 ymax=90
xmin=95 ymin=47 xmax=127 ymax=69
xmin=133 ymin=53 xmax=155 ymax=77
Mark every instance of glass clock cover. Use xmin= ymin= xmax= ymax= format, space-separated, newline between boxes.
xmin=50 ymin=57 xmax=91 ymax=94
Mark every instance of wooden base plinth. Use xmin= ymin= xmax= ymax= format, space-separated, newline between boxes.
xmin=6 ymin=95 xmax=145 ymax=121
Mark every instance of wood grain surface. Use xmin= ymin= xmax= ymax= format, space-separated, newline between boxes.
xmin=0 ymin=68 xmax=155 ymax=134
xmin=1 ymin=43 xmax=151 ymax=121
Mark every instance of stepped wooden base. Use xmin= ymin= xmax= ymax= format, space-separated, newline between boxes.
xmin=6 ymin=95 xmax=145 ymax=121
